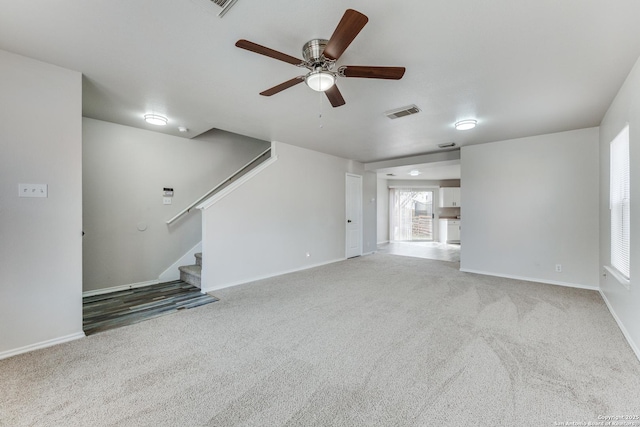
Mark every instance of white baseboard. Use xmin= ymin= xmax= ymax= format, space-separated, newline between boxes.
xmin=362 ymin=251 xmax=375 ymax=256
xmin=599 ymin=290 xmax=640 ymax=363
xmin=201 ymin=257 xmax=345 ymax=293
xmin=0 ymin=332 xmax=85 ymax=361
xmin=459 ymin=268 xmax=598 ymax=291
xmin=158 ymin=241 xmax=202 ymax=283
xmin=377 ymin=240 xmax=389 ymax=245
xmin=82 ymin=280 xmax=159 ymax=297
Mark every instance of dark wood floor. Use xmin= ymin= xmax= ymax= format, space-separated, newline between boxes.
xmin=83 ymin=281 xmax=218 ymax=335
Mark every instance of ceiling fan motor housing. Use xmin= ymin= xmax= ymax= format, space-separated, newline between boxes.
xmin=303 ymin=39 xmax=330 ymax=67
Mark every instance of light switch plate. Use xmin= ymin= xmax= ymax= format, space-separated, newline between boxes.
xmin=19 ymin=184 xmax=48 ymax=198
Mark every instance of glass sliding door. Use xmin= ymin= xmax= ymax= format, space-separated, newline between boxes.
xmin=390 ymin=189 xmax=434 ymax=241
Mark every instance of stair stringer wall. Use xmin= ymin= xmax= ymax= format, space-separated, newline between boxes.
xmin=198 ymin=141 xmax=377 ymax=293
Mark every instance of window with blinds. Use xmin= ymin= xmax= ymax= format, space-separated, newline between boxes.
xmin=610 ymin=125 xmax=630 ymax=280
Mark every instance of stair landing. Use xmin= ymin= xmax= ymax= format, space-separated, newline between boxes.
xmin=83 ymin=280 xmax=217 ymax=335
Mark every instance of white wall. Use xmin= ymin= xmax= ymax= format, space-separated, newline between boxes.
xmin=362 ymin=172 xmax=377 ymax=254
xmin=460 ymin=128 xmax=600 ymax=289
xmin=599 ymin=56 xmax=640 ymax=358
xmin=200 ymin=142 xmax=375 ymax=291
xmin=377 ymin=178 xmax=389 ymax=243
xmin=0 ymin=50 xmax=83 ymax=357
xmin=83 ymin=118 xmax=269 ymax=292
xmin=385 ymin=179 xmax=442 ymax=187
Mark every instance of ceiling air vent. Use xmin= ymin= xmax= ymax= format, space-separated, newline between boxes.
xmin=211 ymin=0 xmax=238 ymax=17
xmin=385 ymin=104 xmax=420 ymax=120
xmin=438 ymin=142 xmax=456 ymax=149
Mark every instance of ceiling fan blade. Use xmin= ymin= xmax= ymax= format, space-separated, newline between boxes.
xmin=236 ymin=39 xmax=304 ymax=66
xmin=323 ymin=9 xmax=369 ymax=61
xmin=325 ymin=85 xmax=346 ymax=108
xmin=341 ymin=66 xmax=406 ymax=80
xmin=260 ymin=76 xmax=305 ymax=96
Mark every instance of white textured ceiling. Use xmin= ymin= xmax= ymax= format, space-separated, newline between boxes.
xmin=2 ymin=0 xmax=640 ymax=163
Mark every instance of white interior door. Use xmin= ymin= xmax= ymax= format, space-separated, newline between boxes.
xmin=346 ymin=174 xmax=362 ymax=258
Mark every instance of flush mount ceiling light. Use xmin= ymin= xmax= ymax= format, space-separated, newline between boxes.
xmin=408 ymin=170 xmax=421 ymax=177
xmin=144 ymin=114 xmax=168 ymax=126
xmin=305 ymin=69 xmax=336 ymax=92
xmin=455 ymin=119 xmax=477 ymax=130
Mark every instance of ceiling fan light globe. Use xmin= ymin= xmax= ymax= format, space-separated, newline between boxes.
xmin=305 ymin=71 xmax=336 ymax=92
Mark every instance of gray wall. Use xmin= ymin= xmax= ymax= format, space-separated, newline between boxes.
xmin=362 ymin=171 xmax=378 ymax=254
xmin=377 ymin=178 xmax=389 ymax=243
xmin=386 ymin=180 xmax=442 ymax=187
xmin=599 ymin=55 xmax=640 ymax=358
xmin=199 ymin=142 xmax=376 ymax=291
xmin=0 ymin=50 xmax=83 ymax=357
xmin=82 ymin=118 xmax=269 ymax=292
xmin=460 ymin=127 xmax=600 ymax=289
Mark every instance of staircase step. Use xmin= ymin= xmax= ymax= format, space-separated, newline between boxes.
xmin=179 ymin=264 xmax=201 ymax=288
xmin=195 ymin=252 xmax=202 ymax=266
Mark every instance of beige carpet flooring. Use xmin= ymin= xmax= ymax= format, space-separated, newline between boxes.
xmin=1 ymin=254 xmax=639 ymax=426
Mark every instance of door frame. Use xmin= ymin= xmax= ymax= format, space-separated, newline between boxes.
xmin=345 ymin=173 xmax=363 ymax=258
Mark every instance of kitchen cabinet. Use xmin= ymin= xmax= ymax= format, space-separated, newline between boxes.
xmin=439 ymin=187 xmax=461 ymax=207
xmin=439 ymin=219 xmax=461 ymax=243
xmin=447 ymin=220 xmax=460 ymax=243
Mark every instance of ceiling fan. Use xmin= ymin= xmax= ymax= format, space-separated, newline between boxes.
xmin=235 ymin=9 xmax=406 ymax=107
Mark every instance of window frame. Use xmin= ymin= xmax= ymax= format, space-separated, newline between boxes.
xmin=609 ymin=124 xmax=631 ymax=287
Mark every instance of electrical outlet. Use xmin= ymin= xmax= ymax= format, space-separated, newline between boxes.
xmin=555 ymin=264 xmax=562 ymax=273
xmin=18 ymin=184 xmax=48 ymax=198
xmin=163 ymin=197 xmax=172 ymax=205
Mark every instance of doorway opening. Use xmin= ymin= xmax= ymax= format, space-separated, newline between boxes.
xmin=390 ymin=189 xmax=434 ymax=241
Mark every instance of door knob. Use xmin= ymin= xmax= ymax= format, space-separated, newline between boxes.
xmin=347 ymin=220 xmax=352 ymax=223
